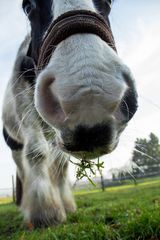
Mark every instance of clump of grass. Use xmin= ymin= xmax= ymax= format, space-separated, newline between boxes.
xmin=70 ymin=157 xmax=104 ymax=186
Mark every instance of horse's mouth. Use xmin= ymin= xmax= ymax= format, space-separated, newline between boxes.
xmin=58 ymin=140 xmax=118 ymax=160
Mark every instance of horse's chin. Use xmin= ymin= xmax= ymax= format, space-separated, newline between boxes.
xmin=69 ymin=151 xmax=108 ymax=160
xmin=58 ymin=142 xmax=118 ymax=160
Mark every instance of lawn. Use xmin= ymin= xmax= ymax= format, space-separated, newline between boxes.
xmin=0 ymin=180 xmax=160 ymax=240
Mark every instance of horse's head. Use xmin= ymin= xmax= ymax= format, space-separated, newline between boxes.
xmin=23 ymin=0 xmax=138 ymax=159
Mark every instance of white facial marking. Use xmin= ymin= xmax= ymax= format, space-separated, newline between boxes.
xmin=52 ymin=0 xmax=96 ymax=19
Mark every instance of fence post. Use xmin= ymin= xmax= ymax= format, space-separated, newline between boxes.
xmin=12 ymin=175 xmax=15 ymax=203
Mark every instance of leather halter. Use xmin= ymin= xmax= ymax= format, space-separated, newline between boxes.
xmin=37 ymin=10 xmax=117 ymax=70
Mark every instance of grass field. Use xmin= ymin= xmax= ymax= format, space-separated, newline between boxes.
xmin=0 ymin=180 xmax=160 ymax=240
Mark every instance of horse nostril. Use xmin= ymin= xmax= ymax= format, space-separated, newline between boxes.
xmin=120 ymin=88 xmax=138 ymax=121
xmin=63 ymin=124 xmax=113 ymax=152
xmin=120 ymin=66 xmax=138 ymax=121
xmin=35 ymin=75 xmax=66 ymax=127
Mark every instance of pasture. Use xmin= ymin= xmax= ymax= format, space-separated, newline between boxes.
xmin=0 ymin=180 xmax=160 ymax=240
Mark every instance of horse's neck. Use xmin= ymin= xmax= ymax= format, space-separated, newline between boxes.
xmin=53 ymin=0 xmax=96 ymax=19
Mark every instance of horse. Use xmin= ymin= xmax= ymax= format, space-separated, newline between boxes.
xmin=2 ymin=0 xmax=138 ymax=227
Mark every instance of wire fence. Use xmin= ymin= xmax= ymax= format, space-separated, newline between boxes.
xmin=0 ymin=174 xmax=159 ymax=199
xmin=0 ymin=188 xmax=13 ymax=198
xmin=0 ymin=175 xmax=15 ymax=200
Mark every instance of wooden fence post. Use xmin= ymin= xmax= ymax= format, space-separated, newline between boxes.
xmin=12 ymin=175 xmax=15 ymax=203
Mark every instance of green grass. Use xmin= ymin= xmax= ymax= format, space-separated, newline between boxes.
xmin=0 ymin=180 xmax=160 ymax=240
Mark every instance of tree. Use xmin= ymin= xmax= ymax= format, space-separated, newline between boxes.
xmin=131 ymin=133 xmax=160 ymax=177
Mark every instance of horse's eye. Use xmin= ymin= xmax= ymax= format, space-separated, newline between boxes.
xmin=24 ymin=3 xmax=32 ymax=15
xmin=23 ymin=0 xmax=36 ymax=17
xmin=107 ymin=0 xmax=113 ymax=8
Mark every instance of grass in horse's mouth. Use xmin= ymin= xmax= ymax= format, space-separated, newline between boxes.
xmin=69 ymin=157 xmax=105 ymax=186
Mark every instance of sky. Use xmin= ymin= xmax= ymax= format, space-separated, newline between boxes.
xmin=0 ymin=0 xmax=160 ymax=189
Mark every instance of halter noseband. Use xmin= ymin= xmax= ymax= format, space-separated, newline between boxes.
xmin=37 ymin=10 xmax=117 ymax=70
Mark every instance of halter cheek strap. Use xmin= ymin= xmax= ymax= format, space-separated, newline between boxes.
xmin=37 ymin=10 xmax=117 ymax=70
